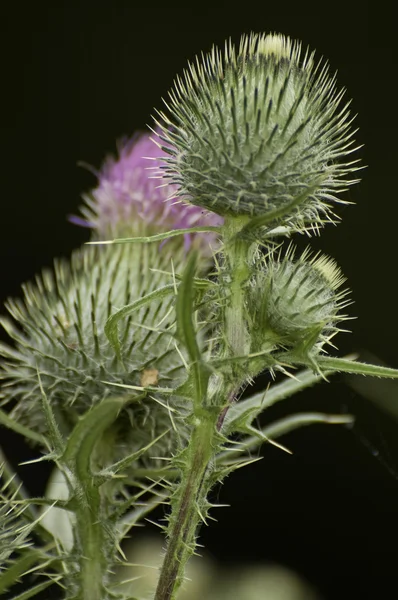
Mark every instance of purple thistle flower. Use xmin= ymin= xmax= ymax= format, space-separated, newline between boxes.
xmin=71 ymin=131 xmax=222 ymax=252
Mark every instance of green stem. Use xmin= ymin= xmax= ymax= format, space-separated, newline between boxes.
xmin=61 ymin=400 xmax=126 ymax=600
xmin=154 ymin=412 xmax=217 ymax=600
xmin=71 ymin=481 xmax=110 ymax=600
xmin=223 ymin=216 xmax=253 ymax=364
xmin=154 ymin=216 xmax=258 ymax=600
xmin=75 ymin=497 xmax=107 ymax=599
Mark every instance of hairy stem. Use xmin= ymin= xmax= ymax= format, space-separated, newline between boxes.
xmin=154 ymin=217 xmax=259 ymax=600
xmin=75 ymin=495 xmax=107 ymax=599
xmin=70 ymin=479 xmax=110 ymax=600
xmin=215 ymin=216 xmax=257 ymax=425
xmin=154 ymin=412 xmax=217 ymax=600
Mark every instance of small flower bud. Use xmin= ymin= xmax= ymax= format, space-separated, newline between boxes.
xmin=154 ymin=33 xmax=360 ymax=230
xmin=250 ymin=248 xmax=351 ymax=353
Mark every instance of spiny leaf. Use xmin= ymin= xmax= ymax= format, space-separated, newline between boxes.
xmin=62 ymin=397 xmax=126 ymax=480
xmin=224 ymin=366 xmax=333 ymax=434
xmin=98 ymin=429 xmax=170 ymax=482
xmin=105 ymin=284 xmax=176 ymax=359
xmin=7 ymin=579 xmax=57 ymax=600
xmin=0 ymin=409 xmax=46 ymax=446
xmin=0 ymin=549 xmax=48 ymax=595
xmin=116 ymin=493 xmax=167 ymax=540
xmin=37 ymin=370 xmax=64 ymax=455
xmin=210 ymin=456 xmax=263 ymax=483
xmin=217 ymin=412 xmax=354 ymax=462
xmin=209 ymin=347 xmax=278 ymax=375
xmin=285 ymin=354 xmax=398 ymax=379
xmin=238 ymin=186 xmax=318 ymax=238
xmin=0 ymin=450 xmax=37 ymax=523
xmin=238 ymin=424 xmax=292 ymax=454
xmin=87 ymin=225 xmax=221 ymax=245
xmin=176 ymin=252 xmax=210 ymax=409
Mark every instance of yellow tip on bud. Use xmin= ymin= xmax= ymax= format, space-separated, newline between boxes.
xmin=257 ymin=33 xmax=292 ymax=60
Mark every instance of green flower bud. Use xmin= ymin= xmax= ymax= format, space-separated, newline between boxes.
xmin=155 ymin=33 xmax=360 ymax=230
xmin=0 ymin=243 xmax=189 ymax=468
xmin=249 ymin=248 xmax=350 ymax=353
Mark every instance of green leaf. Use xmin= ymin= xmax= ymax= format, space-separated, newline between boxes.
xmin=0 ymin=550 xmax=46 ymax=595
xmin=224 ymin=366 xmax=332 ymax=434
xmin=0 ymin=409 xmax=47 ymax=446
xmin=217 ymin=412 xmax=354 ymax=462
xmin=209 ymin=348 xmax=278 ymax=375
xmin=305 ymin=355 xmax=398 ymax=379
xmin=175 ymin=253 xmax=209 ymax=409
xmin=86 ymin=225 xmax=221 ymax=245
xmin=346 ymin=351 xmax=398 ymax=421
xmin=62 ymin=397 xmax=126 ymax=481
xmin=98 ymin=429 xmax=170 ymax=482
xmin=259 ymin=412 xmax=354 ymax=440
xmin=116 ymin=492 xmax=167 ymax=540
xmin=37 ymin=370 xmax=64 ymax=454
xmin=105 ymin=284 xmax=176 ymax=359
xmin=7 ymin=579 xmax=56 ymax=600
xmin=210 ymin=456 xmax=263 ymax=484
xmin=0 ymin=449 xmax=37 ymax=521
xmin=238 ymin=186 xmax=318 ymax=239
xmin=9 ymin=497 xmax=72 ymax=510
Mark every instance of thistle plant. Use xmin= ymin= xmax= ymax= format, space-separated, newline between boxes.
xmin=1 ymin=32 xmax=398 ymax=600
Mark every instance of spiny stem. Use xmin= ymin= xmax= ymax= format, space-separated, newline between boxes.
xmin=68 ymin=474 xmax=112 ymax=600
xmin=73 ymin=491 xmax=108 ymax=600
xmin=214 ymin=216 xmax=258 ymax=428
xmin=154 ymin=413 xmax=217 ymax=600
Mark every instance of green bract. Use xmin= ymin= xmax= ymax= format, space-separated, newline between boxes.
xmin=155 ymin=33 xmax=360 ymax=230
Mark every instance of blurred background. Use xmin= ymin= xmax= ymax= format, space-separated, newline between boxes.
xmin=1 ymin=2 xmax=398 ymax=598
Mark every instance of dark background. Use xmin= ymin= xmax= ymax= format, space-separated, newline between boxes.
xmin=1 ymin=2 xmax=398 ymax=599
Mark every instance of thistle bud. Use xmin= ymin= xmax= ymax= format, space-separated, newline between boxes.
xmin=250 ymin=248 xmax=350 ymax=353
xmin=154 ymin=33 xmax=360 ymax=229
xmin=0 ymin=244 xmax=190 ymax=468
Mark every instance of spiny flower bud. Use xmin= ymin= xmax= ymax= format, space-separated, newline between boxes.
xmin=250 ymin=248 xmax=351 ymax=353
xmin=154 ymin=33 xmax=360 ymax=230
xmin=0 ymin=243 xmax=190 ymax=468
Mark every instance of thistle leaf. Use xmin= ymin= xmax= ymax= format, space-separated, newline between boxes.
xmin=0 ymin=410 xmax=46 ymax=446
xmin=224 ymin=366 xmax=332 ymax=434
xmin=105 ymin=284 xmax=176 ymax=360
xmin=6 ymin=579 xmax=57 ymax=600
xmin=99 ymin=429 xmax=170 ymax=481
xmin=0 ymin=550 xmax=51 ymax=595
xmin=62 ymin=397 xmax=126 ymax=480
xmin=295 ymin=355 xmax=398 ymax=379
xmin=218 ymin=412 xmax=354 ymax=462
xmin=37 ymin=370 xmax=64 ymax=454
xmin=176 ymin=253 xmax=210 ymax=408
xmin=87 ymin=225 xmax=221 ymax=245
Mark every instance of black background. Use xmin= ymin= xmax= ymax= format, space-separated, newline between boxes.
xmin=1 ymin=2 xmax=398 ymax=599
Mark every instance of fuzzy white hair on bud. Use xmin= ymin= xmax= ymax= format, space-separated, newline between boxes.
xmin=254 ymin=33 xmax=293 ymax=60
